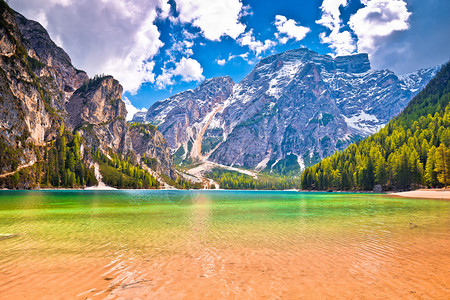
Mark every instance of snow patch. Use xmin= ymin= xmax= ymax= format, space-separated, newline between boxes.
xmin=297 ymin=155 xmax=305 ymax=171
xmin=343 ymin=111 xmax=384 ymax=135
xmin=266 ymin=60 xmax=304 ymax=99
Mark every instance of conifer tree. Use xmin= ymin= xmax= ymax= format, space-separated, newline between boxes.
xmin=435 ymin=144 xmax=450 ymax=187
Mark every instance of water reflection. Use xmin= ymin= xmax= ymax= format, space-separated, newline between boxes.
xmin=189 ymin=193 xmax=218 ymax=278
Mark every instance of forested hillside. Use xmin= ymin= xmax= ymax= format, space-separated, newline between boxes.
xmin=206 ymin=168 xmax=301 ymax=190
xmin=301 ymin=61 xmax=450 ymax=191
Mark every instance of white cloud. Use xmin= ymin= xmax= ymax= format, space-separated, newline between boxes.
xmin=102 ymin=10 xmax=163 ymax=94
xmin=9 ymin=0 xmax=170 ymax=94
xmin=175 ymin=0 xmax=246 ymax=41
xmin=182 ymin=29 xmax=198 ymax=40
xmin=158 ymin=0 xmax=171 ymax=19
xmin=237 ymin=30 xmax=277 ymax=56
xmin=274 ymin=15 xmax=310 ymax=44
xmin=155 ymin=57 xmax=204 ymax=89
xmin=155 ymin=69 xmax=175 ymax=89
xmin=216 ymin=59 xmax=226 ymax=66
xmin=123 ymin=97 xmax=148 ymax=121
xmin=318 ymin=30 xmax=356 ymax=56
xmin=316 ymin=0 xmax=348 ymax=31
xmin=184 ymin=40 xmax=194 ymax=48
xmin=229 ymin=52 xmax=250 ymax=62
xmin=31 ymin=10 xmax=49 ymax=27
xmin=172 ymin=57 xmax=204 ymax=82
xmin=239 ymin=5 xmax=252 ymax=18
xmin=316 ymin=0 xmax=356 ymax=56
xmin=349 ymin=0 xmax=411 ymax=53
xmin=164 ymin=30 xmax=196 ymax=65
xmin=166 ymin=39 xmax=193 ymax=62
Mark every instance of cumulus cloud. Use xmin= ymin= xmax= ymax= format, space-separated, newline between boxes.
xmin=368 ymin=0 xmax=450 ymax=74
xmin=166 ymin=39 xmax=194 ymax=62
xmin=155 ymin=57 xmax=204 ymax=89
xmin=123 ymin=97 xmax=148 ymax=121
xmin=316 ymin=0 xmax=356 ymax=56
xmin=349 ymin=0 xmax=411 ymax=53
xmin=172 ymin=57 xmax=204 ymax=82
xmin=318 ymin=30 xmax=355 ymax=56
xmin=164 ymin=28 xmax=198 ymax=64
xmin=155 ymin=69 xmax=175 ymax=89
xmin=274 ymin=15 xmax=310 ymax=44
xmin=316 ymin=0 xmax=412 ymax=57
xmin=175 ymin=0 xmax=246 ymax=41
xmin=216 ymin=59 xmax=226 ymax=66
xmin=229 ymin=52 xmax=250 ymax=62
xmin=237 ymin=30 xmax=276 ymax=56
xmin=9 ymin=0 xmax=170 ymax=94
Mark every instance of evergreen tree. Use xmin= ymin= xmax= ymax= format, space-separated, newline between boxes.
xmin=425 ymin=146 xmax=438 ymax=187
xmin=435 ymin=144 xmax=450 ymax=187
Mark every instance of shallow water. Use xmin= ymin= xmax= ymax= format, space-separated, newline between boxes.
xmin=0 ymin=190 xmax=449 ymax=299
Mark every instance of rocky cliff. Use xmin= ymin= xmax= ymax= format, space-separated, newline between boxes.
xmin=142 ymin=48 xmax=438 ymax=174
xmin=0 ymin=1 xmax=176 ymax=187
xmin=0 ymin=3 xmax=83 ymax=173
xmin=129 ymin=124 xmax=176 ymax=179
xmin=143 ymin=76 xmax=234 ymax=162
xmin=66 ymin=75 xmax=176 ymax=179
xmin=67 ymin=75 xmax=133 ymax=155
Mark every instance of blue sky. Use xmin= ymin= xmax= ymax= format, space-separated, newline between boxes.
xmin=9 ymin=0 xmax=450 ymax=119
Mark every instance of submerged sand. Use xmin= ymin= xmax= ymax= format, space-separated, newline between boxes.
xmin=1 ymin=239 xmax=449 ymax=299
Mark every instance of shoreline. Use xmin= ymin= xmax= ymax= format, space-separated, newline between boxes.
xmin=388 ymin=189 xmax=450 ymax=200
xmin=2 ymin=188 xmax=450 ymax=200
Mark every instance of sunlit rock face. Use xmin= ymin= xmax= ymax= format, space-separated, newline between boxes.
xmin=129 ymin=125 xmax=176 ymax=180
xmin=0 ymin=5 xmax=176 ymax=180
xmin=141 ymin=50 xmax=438 ymax=172
xmin=0 ymin=7 xmax=88 ymax=172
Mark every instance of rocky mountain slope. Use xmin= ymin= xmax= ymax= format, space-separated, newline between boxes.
xmin=67 ymin=75 xmax=133 ymax=154
xmin=143 ymin=76 xmax=234 ymax=162
xmin=141 ymin=48 xmax=438 ymax=174
xmin=0 ymin=2 xmax=84 ymax=173
xmin=0 ymin=1 xmax=175 ymax=188
xmin=129 ymin=124 xmax=176 ymax=179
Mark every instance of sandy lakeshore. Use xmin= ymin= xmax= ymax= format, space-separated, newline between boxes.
xmin=390 ymin=189 xmax=450 ymax=200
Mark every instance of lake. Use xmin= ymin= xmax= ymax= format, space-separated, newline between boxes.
xmin=0 ymin=190 xmax=449 ymax=299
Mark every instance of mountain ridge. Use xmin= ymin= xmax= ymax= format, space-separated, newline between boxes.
xmin=139 ymin=47 xmax=439 ymax=175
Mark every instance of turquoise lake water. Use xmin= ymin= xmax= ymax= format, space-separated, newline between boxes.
xmin=0 ymin=190 xmax=449 ymax=299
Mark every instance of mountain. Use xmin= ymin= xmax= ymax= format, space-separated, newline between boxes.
xmin=302 ymin=61 xmax=450 ymax=191
xmin=0 ymin=3 xmax=87 ymax=168
xmin=140 ymin=48 xmax=438 ymax=174
xmin=0 ymin=1 xmax=175 ymax=188
xmin=141 ymin=76 xmax=235 ymax=163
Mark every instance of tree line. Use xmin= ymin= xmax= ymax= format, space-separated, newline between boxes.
xmin=206 ymin=168 xmax=301 ymax=190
